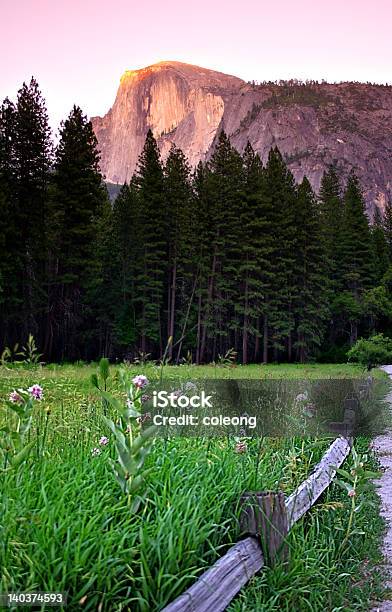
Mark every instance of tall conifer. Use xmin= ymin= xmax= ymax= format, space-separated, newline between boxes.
xmin=164 ymin=144 xmax=193 ymax=360
xmin=264 ymin=147 xmax=297 ymax=359
xmin=134 ymin=130 xmax=166 ymax=354
xmin=293 ymin=177 xmax=329 ymax=361
xmin=339 ymin=172 xmax=374 ymax=344
xmin=372 ymin=206 xmax=389 ymax=282
xmin=319 ymin=165 xmax=343 ymax=287
xmin=49 ymin=105 xmax=106 ymax=358
xmin=236 ymin=143 xmax=272 ymax=363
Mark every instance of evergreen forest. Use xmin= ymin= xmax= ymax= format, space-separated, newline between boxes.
xmin=1 ymin=78 xmax=392 ymax=364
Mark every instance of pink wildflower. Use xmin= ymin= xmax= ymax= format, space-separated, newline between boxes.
xmin=303 ymin=403 xmax=316 ymax=418
xmin=137 ymin=412 xmax=151 ymax=424
xmin=235 ymin=441 xmax=248 ymax=454
xmin=132 ymin=375 xmax=149 ymax=389
xmin=295 ymin=392 xmax=308 ymax=403
xmin=348 ymin=489 xmax=356 ymax=497
xmin=9 ymin=390 xmax=23 ymax=404
xmin=99 ymin=436 xmax=109 ymax=446
xmin=28 ymin=384 xmax=43 ymax=401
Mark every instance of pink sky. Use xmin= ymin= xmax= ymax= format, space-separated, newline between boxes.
xmin=2 ymin=0 xmax=391 ymax=132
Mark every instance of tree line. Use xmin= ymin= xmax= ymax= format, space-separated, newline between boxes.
xmin=1 ymin=78 xmax=392 ymax=364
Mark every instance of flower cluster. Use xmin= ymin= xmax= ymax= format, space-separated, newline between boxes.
xmin=132 ymin=375 xmax=149 ymax=389
xmin=295 ymin=391 xmax=308 ymax=403
xmin=9 ymin=390 xmax=23 ymax=404
xmin=91 ymin=435 xmax=109 ymax=456
xmin=235 ymin=440 xmax=248 ymax=454
xmin=28 ymin=384 xmax=44 ymax=401
xmin=137 ymin=412 xmax=151 ymax=425
xmin=9 ymin=384 xmax=43 ymax=403
xmin=303 ymin=402 xmax=316 ymax=418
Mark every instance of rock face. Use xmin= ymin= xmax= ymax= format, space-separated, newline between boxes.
xmin=91 ymin=61 xmax=392 ymax=212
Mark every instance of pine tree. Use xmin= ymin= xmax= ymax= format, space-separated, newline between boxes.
xmin=164 ymin=144 xmax=193 ymax=360
xmin=341 ymin=173 xmax=374 ymax=291
xmin=49 ymin=105 xmax=107 ymax=359
xmin=198 ymin=131 xmax=243 ymax=362
xmin=319 ymin=165 xmax=343 ymax=286
xmin=86 ymin=195 xmax=115 ymax=358
xmin=11 ymin=80 xmax=52 ymax=343
xmin=193 ymin=161 xmax=215 ymax=364
xmin=236 ymin=142 xmax=272 ymax=363
xmin=134 ymin=130 xmax=166 ymax=355
xmin=339 ymin=172 xmax=374 ymax=344
xmin=372 ymin=206 xmax=389 ymax=282
xmin=111 ymin=182 xmax=139 ymax=351
xmin=0 ymin=98 xmax=19 ymax=347
xmin=293 ymin=177 xmax=329 ymax=361
xmin=264 ymin=147 xmax=297 ymax=360
xmin=14 ymin=78 xmax=52 ymax=253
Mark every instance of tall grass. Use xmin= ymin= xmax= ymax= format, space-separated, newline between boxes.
xmin=0 ymin=364 xmax=388 ymax=610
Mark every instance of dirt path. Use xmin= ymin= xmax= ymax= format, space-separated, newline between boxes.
xmin=372 ymin=365 xmax=392 ymax=611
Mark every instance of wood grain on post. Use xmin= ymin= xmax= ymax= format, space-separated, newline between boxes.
xmin=239 ymin=491 xmax=288 ymax=564
xmin=344 ymin=397 xmax=359 ymax=414
xmin=161 ymin=536 xmax=264 ymax=612
xmin=329 ymin=396 xmax=358 ymax=437
xmin=163 ymin=433 xmax=354 ymax=611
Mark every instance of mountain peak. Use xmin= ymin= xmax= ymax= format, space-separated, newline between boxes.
xmin=92 ymin=62 xmax=392 ymax=212
xmin=119 ymin=60 xmax=245 ymax=88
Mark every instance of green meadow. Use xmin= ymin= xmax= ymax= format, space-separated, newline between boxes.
xmin=0 ymin=363 xmax=389 ymax=610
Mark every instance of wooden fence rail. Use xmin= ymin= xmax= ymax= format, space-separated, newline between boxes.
xmin=162 ymin=387 xmax=370 ymax=612
xmin=161 ymin=537 xmax=264 ymax=612
xmin=286 ymin=435 xmax=351 ymax=528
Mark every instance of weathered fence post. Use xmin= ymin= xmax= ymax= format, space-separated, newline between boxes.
xmin=163 ymin=436 xmax=353 ymax=611
xmin=329 ymin=396 xmax=358 ymax=437
xmin=358 ymin=376 xmax=373 ymax=401
xmin=239 ymin=491 xmax=288 ymax=564
xmin=343 ymin=397 xmax=358 ymax=433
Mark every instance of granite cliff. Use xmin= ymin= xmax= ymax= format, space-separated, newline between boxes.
xmin=91 ymin=61 xmax=392 ymax=212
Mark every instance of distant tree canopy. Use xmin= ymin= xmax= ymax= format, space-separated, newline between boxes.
xmin=1 ymin=79 xmax=392 ymax=364
xmin=348 ymin=334 xmax=392 ymax=371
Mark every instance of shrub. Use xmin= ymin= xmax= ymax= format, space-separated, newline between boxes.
xmin=347 ymin=333 xmax=392 ymax=370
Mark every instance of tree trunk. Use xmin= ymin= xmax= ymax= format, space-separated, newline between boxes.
xmin=254 ymin=317 xmax=260 ymax=362
xmin=200 ymin=249 xmax=217 ymax=363
xmin=349 ymin=321 xmax=358 ymax=346
xmin=167 ymin=269 xmax=171 ymax=340
xmin=298 ymin=333 xmax=305 ymax=364
xmin=196 ymin=290 xmax=202 ymax=365
xmin=263 ymin=315 xmax=268 ymax=363
xmin=176 ymin=272 xmax=198 ymax=364
xmin=168 ymin=261 xmax=177 ymax=361
xmin=242 ymin=278 xmax=249 ymax=365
